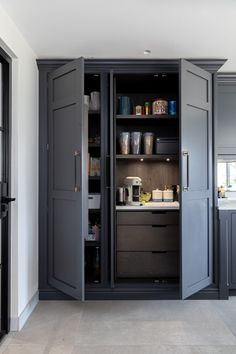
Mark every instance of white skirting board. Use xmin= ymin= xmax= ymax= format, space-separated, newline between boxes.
xmin=10 ymin=291 xmax=39 ymax=331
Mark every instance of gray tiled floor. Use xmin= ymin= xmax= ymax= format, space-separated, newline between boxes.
xmin=1 ymin=299 xmax=236 ymax=353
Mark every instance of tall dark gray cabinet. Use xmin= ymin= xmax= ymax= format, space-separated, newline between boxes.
xmin=38 ymin=58 xmax=225 ymax=301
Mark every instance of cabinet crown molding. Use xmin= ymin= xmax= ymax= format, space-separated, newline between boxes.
xmin=37 ymin=58 xmax=227 ymax=73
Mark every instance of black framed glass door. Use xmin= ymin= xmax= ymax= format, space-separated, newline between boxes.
xmin=0 ymin=49 xmax=12 ymax=338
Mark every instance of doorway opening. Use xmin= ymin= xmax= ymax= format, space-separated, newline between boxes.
xmin=0 ymin=48 xmax=12 ymax=339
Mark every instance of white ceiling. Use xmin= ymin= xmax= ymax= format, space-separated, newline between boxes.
xmin=0 ymin=0 xmax=235 ymax=71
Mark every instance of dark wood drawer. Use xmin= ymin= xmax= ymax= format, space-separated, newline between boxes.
xmin=117 ymin=251 xmax=179 ymax=278
xmin=117 ymin=225 xmax=179 ymax=251
xmin=117 ymin=211 xmax=179 ymax=225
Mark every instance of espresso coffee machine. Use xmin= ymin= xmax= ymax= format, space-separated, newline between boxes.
xmin=124 ymin=177 xmax=142 ymax=206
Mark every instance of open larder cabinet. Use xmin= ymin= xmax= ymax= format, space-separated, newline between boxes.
xmin=47 ymin=58 xmax=213 ymax=300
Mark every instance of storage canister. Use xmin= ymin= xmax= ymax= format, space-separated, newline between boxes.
xmin=131 ymin=132 xmax=142 ymax=154
xmin=143 ymin=132 xmax=154 ymax=155
xmin=168 ymin=100 xmax=177 ymax=115
xmin=134 ymin=105 xmax=143 ymax=115
xmin=119 ymin=132 xmax=130 ymax=154
xmin=163 ymin=189 xmax=174 ymax=202
xmin=152 ymin=189 xmax=163 ymax=202
xmin=90 ymin=91 xmax=100 ymax=111
xmin=152 ymin=99 xmax=168 ymax=115
xmin=118 ymin=96 xmax=131 ymax=115
xmin=145 ymin=102 xmax=151 ymax=115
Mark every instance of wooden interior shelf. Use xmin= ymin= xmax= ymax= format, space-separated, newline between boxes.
xmin=89 ymin=110 xmax=100 ymax=115
xmin=89 ymin=143 xmax=100 ymax=148
xmin=116 ymin=154 xmax=179 ymax=161
xmin=89 ymin=176 xmax=100 ymax=180
xmin=116 ymin=114 xmax=178 ymax=120
xmin=85 ymin=241 xmax=101 ymax=247
xmin=88 ymin=209 xmax=101 ymax=213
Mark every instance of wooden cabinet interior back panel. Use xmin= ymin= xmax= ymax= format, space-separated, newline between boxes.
xmin=116 ymin=160 xmax=179 ymax=192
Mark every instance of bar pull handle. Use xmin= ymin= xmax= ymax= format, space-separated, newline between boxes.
xmin=182 ymin=151 xmax=189 ymax=192
xmin=151 ymin=225 xmax=167 ymax=228
xmin=74 ymin=150 xmax=81 ymax=192
xmin=106 ymin=155 xmax=110 ymax=189
xmin=152 ymin=251 xmax=168 ymax=254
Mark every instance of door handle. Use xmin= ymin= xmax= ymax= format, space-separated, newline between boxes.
xmin=182 ymin=151 xmax=189 ymax=192
xmin=2 ymin=196 xmax=16 ymax=204
xmin=151 ymin=225 xmax=167 ymax=228
xmin=1 ymin=197 xmax=16 ymax=217
xmin=74 ymin=150 xmax=81 ymax=192
xmin=151 ymin=251 xmax=167 ymax=254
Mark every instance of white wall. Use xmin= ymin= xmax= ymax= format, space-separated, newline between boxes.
xmin=0 ymin=4 xmax=38 ymax=330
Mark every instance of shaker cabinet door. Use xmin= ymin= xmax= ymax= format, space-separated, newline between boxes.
xmin=48 ymin=58 xmax=88 ymax=300
xmin=217 ymin=82 xmax=236 ymax=154
xmin=180 ymin=59 xmax=213 ymax=299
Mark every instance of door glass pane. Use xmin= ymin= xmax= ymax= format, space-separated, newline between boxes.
xmin=0 ymin=63 xmax=2 ymax=128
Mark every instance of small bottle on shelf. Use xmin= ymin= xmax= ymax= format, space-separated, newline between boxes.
xmin=92 ymin=220 xmax=100 ymax=241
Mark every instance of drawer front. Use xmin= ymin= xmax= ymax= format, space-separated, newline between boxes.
xmin=117 ymin=225 xmax=179 ymax=251
xmin=117 ymin=211 xmax=179 ymax=225
xmin=117 ymin=251 xmax=179 ymax=278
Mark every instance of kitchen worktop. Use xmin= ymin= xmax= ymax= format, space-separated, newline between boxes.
xmin=218 ymin=199 xmax=236 ymax=210
xmin=116 ymin=201 xmax=180 ymax=211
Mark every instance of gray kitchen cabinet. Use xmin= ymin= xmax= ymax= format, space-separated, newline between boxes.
xmin=218 ymin=209 xmax=236 ymax=299
xmin=37 ymin=58 xmax=225 ymax=301
xmin=217 ymin=74 xmax=236 ymax=155
xmin=116 ymin=210 xmax=179 ymax=280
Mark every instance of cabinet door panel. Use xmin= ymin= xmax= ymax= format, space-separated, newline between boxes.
xmin=217 ymin=84 xmax=236 ymax=154
xmin=48 ymin=58 xmax=87 ymax=300
xmin=183 ymin=106 xmax=209 ymax=191
xmin=180 ymin=59 xmax=213 ymax=299
xmin=53 ymin=198 xmax=78 ymax=287
xmin=53 ymin=104 xmax=79 ymax=191
xmin=185 ymin=70 xmax=209 ymax=107
xmin=53 ymin=70 xmax=77 ymax=101
xmin=182 ymin=198 xmax=209 ymax=287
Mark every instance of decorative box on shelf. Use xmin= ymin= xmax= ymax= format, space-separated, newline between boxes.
xmin=88 ymin=194 xmax=101 ymax=209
